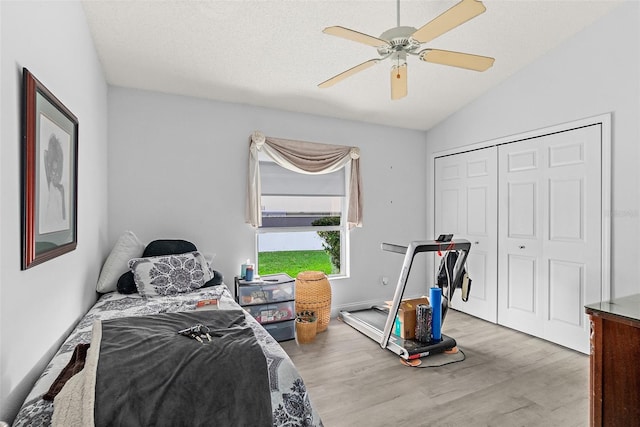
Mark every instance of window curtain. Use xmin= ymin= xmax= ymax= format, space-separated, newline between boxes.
xmin=246 ymin=131 xmax=362 ymax=228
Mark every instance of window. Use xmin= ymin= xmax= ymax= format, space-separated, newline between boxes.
xmin=247 ymin=131 xmax=362 ymax=278
xmin=257 ymin=159 xmax=348 ymax=278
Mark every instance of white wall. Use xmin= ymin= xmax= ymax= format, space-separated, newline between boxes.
xmin=0 ymin=1 xmax=108 ymax=422
xmin=0 ymin=3 xmax=4 ymax=421
xmin=425 ymin=1 xmax=640 ymax=298
xmin=108 ymin=87 xmax=428 ymax=313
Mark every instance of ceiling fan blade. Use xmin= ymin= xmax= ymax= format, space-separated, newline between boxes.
xmin=420 ymin=49 xmax=494 ymax=71
xmin=323 ymin=26 xmax=390 ymax=48
xmin=412 ymin=0 xmax=486 ymax=44
xmin=318 ymin=59 xmax=381 ymax=88
xmin=391 ymin=64 xmax=407 ymax=100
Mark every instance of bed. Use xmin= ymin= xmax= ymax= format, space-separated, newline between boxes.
xmin=12 ymin=235 xmax=323 ymax=427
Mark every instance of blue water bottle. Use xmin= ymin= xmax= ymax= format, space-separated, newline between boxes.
xmin=245 ymin=265 xmax=254 ymax=281
xmin=429 ymin=286 xmax=442 ymax=341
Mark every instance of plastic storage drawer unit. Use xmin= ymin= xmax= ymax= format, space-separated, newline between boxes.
xmin=235 ymin=273 xmax=296 ymax=342
xmin=262 ymin=320 xmax=295 ymax=342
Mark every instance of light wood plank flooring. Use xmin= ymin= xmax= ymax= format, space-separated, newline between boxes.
xmin=280 ymin=310 xmax=589 ymax=427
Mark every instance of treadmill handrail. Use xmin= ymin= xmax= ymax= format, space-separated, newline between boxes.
xmin=380 ymin=243 xmax=408 ymax=254
xmin=379 ymin=239 xmax=471 ymax=350
xmin=382 ymin=240 xmax=471 ymax=255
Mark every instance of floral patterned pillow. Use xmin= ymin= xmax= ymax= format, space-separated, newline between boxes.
xmin=129 ymin=251 xmax=213 ymax=297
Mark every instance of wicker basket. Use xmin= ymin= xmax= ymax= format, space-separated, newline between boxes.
xmin=295 ymin=271 xmax=332 ymax=332
xmin=295 ymin=316 xmax=318 ymax=344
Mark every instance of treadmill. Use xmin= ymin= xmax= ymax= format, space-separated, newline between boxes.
xmin=339 ymin=239 xmax=471 ymax=360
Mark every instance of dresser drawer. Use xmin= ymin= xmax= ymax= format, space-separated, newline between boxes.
xmin=262 ymin=319 xmax=295 ymax=342
xmin=238 ymin=281 xmax=295 ymax=305
xmin=244 ymin=300 xmax=295 ymax=324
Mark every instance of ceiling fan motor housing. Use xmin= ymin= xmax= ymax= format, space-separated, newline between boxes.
xmin=377 ymin=26 xmax=421 ymax=57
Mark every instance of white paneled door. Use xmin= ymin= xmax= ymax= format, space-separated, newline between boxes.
xmin=434 ymin=123 xmax=603 ymax=354
xmin=435 ymin=148 xmax=498 ymax=323
xmin=498 ymin=125 xmax=602 ymax=353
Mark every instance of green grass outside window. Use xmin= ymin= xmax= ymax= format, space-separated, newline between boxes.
xmin=258 ymin=250 xmax=334 ymax=278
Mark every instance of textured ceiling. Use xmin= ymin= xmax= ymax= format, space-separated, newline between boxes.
xmin=82 ymin=0 xmax=622 ymax=131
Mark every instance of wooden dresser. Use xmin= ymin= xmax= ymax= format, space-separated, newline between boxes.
xmin=585 ymin=294 xmax=640 ymax=426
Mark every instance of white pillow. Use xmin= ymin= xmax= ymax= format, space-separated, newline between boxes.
xmin=96 ymin=231 xmax=145 ymax=293
xmin=129 ymin=251 xmax=213 ymax=297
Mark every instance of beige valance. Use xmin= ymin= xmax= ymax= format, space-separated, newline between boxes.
xmin=246 ymin=131 xmax=362 ymax=228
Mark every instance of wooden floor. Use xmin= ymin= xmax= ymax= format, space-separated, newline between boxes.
xmin=280 ymin=310 xmax=589 ymax=427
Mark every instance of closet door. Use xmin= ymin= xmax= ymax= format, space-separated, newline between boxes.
xmin=497 ymin=125 xmax=602 ymax=353
xmin=435 ymin=147 xmax=498 ymax=323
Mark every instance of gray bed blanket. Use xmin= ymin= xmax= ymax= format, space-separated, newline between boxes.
xmin=54 ymin=310 xmax=272 ymax=427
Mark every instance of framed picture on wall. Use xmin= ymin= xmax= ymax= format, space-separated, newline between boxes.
xmin=21 ymin=68 xmax=78 ymax=270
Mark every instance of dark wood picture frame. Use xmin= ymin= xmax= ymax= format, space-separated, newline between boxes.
xmin=21 ymin=68 xmax=78 ymax=269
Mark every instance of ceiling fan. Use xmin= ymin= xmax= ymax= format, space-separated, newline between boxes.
xmin=318 ymin=0 xmax=495 ymax=100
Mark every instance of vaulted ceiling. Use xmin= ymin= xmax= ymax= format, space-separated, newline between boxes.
xmin=82 ymin=0 xmax=622 ymax=131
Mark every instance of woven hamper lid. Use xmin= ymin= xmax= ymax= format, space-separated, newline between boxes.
xmin=296 ymin=271 xmax=327 ymax=281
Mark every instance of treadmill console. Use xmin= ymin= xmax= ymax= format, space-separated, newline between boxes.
xmin=435 ymin=234 xmax=453 ymax=242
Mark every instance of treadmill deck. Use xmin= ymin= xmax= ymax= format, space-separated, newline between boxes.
xmin=341 ymin=306 xmax=456 ymax=360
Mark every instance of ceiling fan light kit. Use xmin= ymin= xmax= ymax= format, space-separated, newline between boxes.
xmin=318 ymin=0 xmax=495 ymax=100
